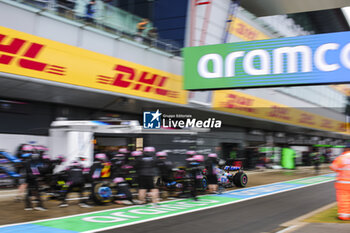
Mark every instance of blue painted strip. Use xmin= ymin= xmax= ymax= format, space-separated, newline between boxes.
xmin=321 ymin=173 xmax=336 ymax=177
xmin=0 ymin=224 xmax=79 ymax=233
xmin=221 ymin=183 xmax=303 ymax=199
xmin=0 ymin=174 xmax=335 ymax=232
xmin=91 ymin=121 xmax=109 ymax=125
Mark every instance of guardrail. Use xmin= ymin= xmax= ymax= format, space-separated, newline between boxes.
xmin=13 ymin=0 xmax=181 ymax=56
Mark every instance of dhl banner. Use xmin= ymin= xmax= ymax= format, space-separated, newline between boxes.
xmin=0 ymin=26 xmax=187 ymax=104
xmin=228 ymin=17 xmax=270 ymax=41
xmin=213 ymin=90 xmax=347 ymax=133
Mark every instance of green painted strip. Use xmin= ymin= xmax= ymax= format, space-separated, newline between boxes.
xmin=35 ymin=196 xmax=239 ymax=232
xmin=1 ymin=174 xmax=332 ymax=233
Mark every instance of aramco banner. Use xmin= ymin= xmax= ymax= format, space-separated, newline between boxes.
xmin=183 ymin=31 xmax=350 ymax=90
xmin=0 ymin=26 xmax=187 ymax=104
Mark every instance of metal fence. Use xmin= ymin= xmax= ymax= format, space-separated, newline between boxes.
xmin=13 ymin=0 xmax=181 ymax=56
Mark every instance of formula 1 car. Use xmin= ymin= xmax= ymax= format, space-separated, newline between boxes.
xmin=216 ymin=167 xmax=234 ymax=188
xmin=161 ymin=166 xmax=208 ymax=196
xmin=222 ymin=165 xmax=248 ymax=187
xmin=0 ymin=151 xmax=22 ymax=187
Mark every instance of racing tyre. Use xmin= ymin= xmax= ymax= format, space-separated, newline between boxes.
xmin=92 ymin=182 xmax=114 ymax=205
xmin=233 ymin=172 xmax=248 ymax=187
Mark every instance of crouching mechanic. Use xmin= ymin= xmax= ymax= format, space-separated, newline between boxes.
xmin=113 ymin=177 xmax=134 ymax=205
xmin=330 ymin=144 xmax=350 ymax=220
xmin=59 ymin=161 xmax=91 ymax=208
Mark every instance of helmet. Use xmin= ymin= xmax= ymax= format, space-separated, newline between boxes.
xmin=95 ymin=153 xmax=107 ymax=161
xmin=193 ymin=155 xmax=204 ymax=162
xmin=113 ymin=177 xmax=125 ymax=184
xmin=156 ymin=151 xmax=167 ymax=157
xmin=83 ymin=167 xmax=90 ymax=172
xmin=34 ymin=145 xmax=47 ymax=152
xmin=39 ymin=146 xmax=48 ymax=151
xmin=71 ymin=160 xmax=81 ymax=167
xmin=118 ymin=148 xmax=129 ymax=154
xmin=143 ymin=147 xmax=155 ymax=157
xmin=208 ymin=153 xmax=218 ymax=158
xmin=114 ymin=154 xmax=125 ymax=162
xmin=186 ymin=150 xmax=196 ymax=155
xmin=131 ymin=151 xmax=143 ymax=157
xmin=186 ymin=150 xmax=196 ymax=159
xmin=22 ymin=145 xmax=33 ymax=152
xmin=144 ymin=147 xmax=155 ymax=152
xmin=57 ymin=155 xmax=66 ymax=162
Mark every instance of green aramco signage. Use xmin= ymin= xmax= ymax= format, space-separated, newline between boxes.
xmin=183 ymin=31 xmax=350 ymax=90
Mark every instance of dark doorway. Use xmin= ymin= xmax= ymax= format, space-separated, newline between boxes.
xmin=221 ymin=143 xmax=240 ymax=160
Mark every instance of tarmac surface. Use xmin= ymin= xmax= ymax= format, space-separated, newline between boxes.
xmin=292 ymin=223 xmax=350 ymax=233
xmin=277 ymin=201 xmax=350 ymax=233
xmin=99 ymin=180 xmax=335 ymax=233
xmin=0 ymin=165 xmax=339 ymax=233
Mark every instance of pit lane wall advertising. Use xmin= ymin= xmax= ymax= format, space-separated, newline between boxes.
xmin=0 ymin=26 xmax=187 ymax=104
xmin=228 ymin=16 xmax=270 ymax=42
xmin=331 ymin=84 xmax=350 ymax=96
xmin=183 ymin=31 xmax=350 ymax=90
xmin=213 ymin=90 xmax=347 ymax=133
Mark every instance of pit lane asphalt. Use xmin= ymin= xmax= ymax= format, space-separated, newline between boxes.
xmin=100 ymin=181 xmax=336 ymax=233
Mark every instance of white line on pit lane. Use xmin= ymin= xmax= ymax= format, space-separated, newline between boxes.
xmin=82 ymin=177 xmax=335 ymax=233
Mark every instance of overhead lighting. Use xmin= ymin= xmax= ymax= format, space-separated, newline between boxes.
xmin=342 ymin=6 xmax=350 ymax=27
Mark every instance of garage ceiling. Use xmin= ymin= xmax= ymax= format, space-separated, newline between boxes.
xmin=0 ymin=72 xmax=347 ymax=139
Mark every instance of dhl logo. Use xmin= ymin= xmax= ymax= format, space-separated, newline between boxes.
xmin=220 ymin=93 xmax=255 ymax=113
xmin=97 ymin=64 xmax=180 ymax=99
xmin=319 ymin=118 xmax=333 ymax=129
xmin=298 ymin=113 xmax=315 ymax=125
xmin=337 ymin=123 xmax=347 ymax=132
xmin=268 ymin=106 xmax=291 ymax=121
xmin=0 ymin=34 xmax=66 ymax=76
